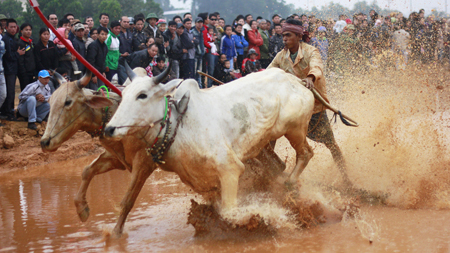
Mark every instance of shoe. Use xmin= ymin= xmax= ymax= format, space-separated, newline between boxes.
xmin=28 ymin=122 xmax=37 ymax=130
xmin=6 ymin=115 xmax=17 ymax=121
xmin=74 ymin=71 xmax=82 ymax=75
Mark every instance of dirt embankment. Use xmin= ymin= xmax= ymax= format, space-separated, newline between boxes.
xmin=0 ymin=121 xmax=102 ymax=174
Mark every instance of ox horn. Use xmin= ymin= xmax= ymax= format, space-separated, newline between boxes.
xmin=154 ymin=59 xmax=172 ymax=85
xmin=52 ymin=70 xmax=67 ymax=85
xmin=76 ymin=69 xmax=92 ymax=89
xmin=125 ymin=61 xmax=138 ymax=81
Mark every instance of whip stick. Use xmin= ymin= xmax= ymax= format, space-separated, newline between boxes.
xmin=28 ymin=0 xmax=122 ymax=97
xmin=197 ymin=70 xmax=359 ymax=127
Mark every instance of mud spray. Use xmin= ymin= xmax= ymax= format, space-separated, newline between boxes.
xmin=187 ymin=65 xmax=450 ymax=242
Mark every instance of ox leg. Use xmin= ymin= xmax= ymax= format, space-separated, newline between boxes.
xmin=285 ymin=132 xmax=314 ymax=185
xmin=218 ymin=159 xmax=245 ymax=210
xmin=112 ymin=153 xmax=154 ymax=237
xmin=74 ymin=151 xmax=125 ymax=222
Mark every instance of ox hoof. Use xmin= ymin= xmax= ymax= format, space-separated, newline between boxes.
xmin=77 ymin=205 xmax=90 ymax=222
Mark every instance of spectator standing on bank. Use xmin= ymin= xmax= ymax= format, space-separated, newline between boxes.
xmin=85 ymin=29 xmax=97 ymax=48
xmin=98 ymin=13 xmax=109 ymax=30
xmin=1 ymin=19 xmax=25 ymax=121
xmin=220 ymin=25 xmax=237 ymax=70
xmin=86 ymin=27 xmax=108 ymax=90
xmin=132 ymin=18 xmax=148 ymax=52
xmin=72 ymin=23 xmax=86 ymax=74
xmin=269 ymin=23 xmax=283 ymax=60
xmin=232 ymin=24 xmax=248 ymax=72
xmin=153 ymin=56 xmax=176 ymax=83
xmin=258 ymin=19 xmax=270 ymax=68
xmin=105 ymin=21 xmax=121 ymax=81
xmin=34 ymin=27 xmax=59 ymax=74
xmin=247 ymin=20 xmax=263 ymax=60
xmin=143 ymin=13 xmax=164 ymax=51
xmin=47 ymin=14 xmax=58 ymax=41
xmin=18 ymin=23 xmax=36 ymax=91
xmin=0 ymin=33 xmax=5 ymax=125
xmin=191 ymin=17 xmax=205 ymax=86
xmin=118 ymin=16 xmax=133 ymax=85
xmin=180 ymin=19 xmax=195 ymax=79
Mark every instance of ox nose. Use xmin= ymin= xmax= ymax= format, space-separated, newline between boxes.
xmin=105 ymin=126 xmax=116 ymax=137
xmin=41 ymin=138 xmax=51 ymax=149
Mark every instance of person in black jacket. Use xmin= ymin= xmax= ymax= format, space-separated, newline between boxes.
xmin=132 ymin=18 xmax=148 ymax=52
xmin=18 ymin=23 xmax=36 ymax=91
xmin=72 ymin=23 xmax=86 ymax=74
xmin=85 ymin=27 xmax=108 ymax=90
xmin=34 ymin=28 xmax=59 ymax=72
xmin=129 ymin=43 xmax=158 ymax=69
xmin=1 ymin=19 xmax=25 ymax=121
xmin=118 ymin=16 xmax=133 ymax=85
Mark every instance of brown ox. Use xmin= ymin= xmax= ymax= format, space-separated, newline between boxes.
xmin=41 ymin=68 xmax=171 ymax=237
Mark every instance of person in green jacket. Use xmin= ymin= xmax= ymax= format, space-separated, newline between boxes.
xmin=258 ymin=19 xmax=270 ymax=68
xmin=105 ymin=21 xmax=121 ymax=81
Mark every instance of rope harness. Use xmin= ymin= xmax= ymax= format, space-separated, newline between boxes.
xmin=87 ymin=86 xmax=113 ymax=137
xmin=144 ymin=96 xmax=186 ymax=164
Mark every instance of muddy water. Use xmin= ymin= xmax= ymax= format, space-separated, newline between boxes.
xmin=0 ymin=154 xmax=450 ymax=252
xmin=1 ymin=69 xmax=450 ymax=252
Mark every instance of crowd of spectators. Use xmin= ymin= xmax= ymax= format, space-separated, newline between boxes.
xmin=0 ymin=8 xmax=448 ymax=128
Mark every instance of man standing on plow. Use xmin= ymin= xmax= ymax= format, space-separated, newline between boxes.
xmin=266 ymin=19 xmax=352 ymax=187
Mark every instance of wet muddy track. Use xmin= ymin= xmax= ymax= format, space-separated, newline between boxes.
xmin=1 ymin=68 xmax=450 ymax=252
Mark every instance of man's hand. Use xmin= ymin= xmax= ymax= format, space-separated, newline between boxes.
xmin=92 ymin=76 xmax=98 ymax=84
xmin=304 ymin=76 xmax=315 ymax=90
xmin=105 ymin=67 xmax=109 ymax=72
xmin=71 ymin=54 xmax=76 ymax=61
xmin=36 ymin=94 xmax=45 ymax=102
xmin=17 ymin=48 xmax=25 ymax=55
xmin=182 ymin=49 xmax=188 ymax=53
xmin=164 ymin=41 xmax=169 ymax=48
xmin=121 ymin=52 xmax=130 ymax=57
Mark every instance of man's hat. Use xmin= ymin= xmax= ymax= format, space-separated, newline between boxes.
xmin=74 ymin=23 xmax=85 ymax=31
xmin=157 ymin=19 xmax=166 ymax=25
xmin=146 ymin=13 xmax=158 ymax=21
xmin=0 ymin=14 xmax=7 ymax=20
xmin=195 ymin=17 xmax=203 ymax=23
xmin=177 ymin=23 xmax=185 ymax=29
xmin=38 ymin=70 xmax=50 ymax=78
xmin=248 ymin=48 xmax=258 ymax=55
xmin=129 ymin=17 xmax=135 ymax=25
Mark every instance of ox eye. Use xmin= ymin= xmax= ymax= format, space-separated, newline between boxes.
xmin=137 ymin=94 xmax=147 ymax=100
xmin=64 ymin=100 xmax=72 ymax=107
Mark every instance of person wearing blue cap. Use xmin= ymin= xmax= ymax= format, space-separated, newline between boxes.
xmin=17 ymin=70 xmax=51 ymax=130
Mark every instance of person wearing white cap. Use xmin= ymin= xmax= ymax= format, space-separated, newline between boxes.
xmin=17 ymin=70 xmax=51 ymax=130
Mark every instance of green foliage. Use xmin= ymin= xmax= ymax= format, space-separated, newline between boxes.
xmin=97 ymin=0 xmax=122 ymax=22
xmin=0 ymin=0 xmax=25 ymax=19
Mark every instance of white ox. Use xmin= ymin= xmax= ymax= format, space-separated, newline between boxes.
xmin=105 ymin=67 xmax=315 ymax=211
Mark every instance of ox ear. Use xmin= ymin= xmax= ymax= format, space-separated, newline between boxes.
xmin=77 ymin=70 xmax=92 ymax=89
xmin=156 ymin=79 xmax=179 ymax=97
xmin=175 ymin=91 xmax=190 ymax=115
xmin=85 ymin=95 xmax=113 ymax=109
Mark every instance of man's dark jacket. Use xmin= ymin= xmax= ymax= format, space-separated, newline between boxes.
xmin=86 ymin=39 xmax=108 ymax=76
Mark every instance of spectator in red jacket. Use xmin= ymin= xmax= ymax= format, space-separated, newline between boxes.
xmin=247 ymin=20 xmax=263 ymax=60
xmin=198 ymin=12 xmax=217 ymax=88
